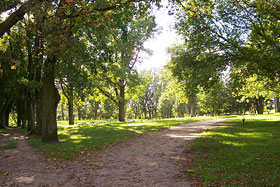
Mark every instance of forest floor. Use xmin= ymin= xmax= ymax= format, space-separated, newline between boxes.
xmin=0 ymin=119 xmax=228 ymax=187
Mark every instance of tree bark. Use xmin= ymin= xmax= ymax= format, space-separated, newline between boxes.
xmin=0 ymin=112 xmax=4 ymax=128
xmin=188 ymin=96 xmax=196 ymax=117
xmin=94 ymin=102 xmax=99 ymax=120
xmin=4 ymin=108 xmax=10 ymax=127
xmin=275 ymin=97 xmax=279 ymax=113
xmin=256 ymin=96 xmax=264 ymax=114
xmin=68 ymin=92 xmax=74 ymax=125
xmin=36 ymin=89 xmax=43 ymax=135
xmin=41 ymin=57 xmax=59 ymax=143
xmin=17 ymin=100 xmax=23 ymax=127
xmin=61 ymin=105 xmax=65 ymax=120
xmin=27 ymin=98 xmax=35 ymax=133
xmin=77 ymin=107 xmax=81 ymax=120
xmin=118 ymin=85 xmax=125 ymax=122
xmin=0 ymin=0 xmax=39 ymax=37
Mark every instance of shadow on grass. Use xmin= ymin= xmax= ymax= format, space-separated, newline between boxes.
xmin=191 ymin=120 xmax=280 ymax=186
xmin=28 ymin=117 xmax=224 ymax=160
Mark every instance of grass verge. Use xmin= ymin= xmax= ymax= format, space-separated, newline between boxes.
xmin=188 ymin=115 xmax=280 ymax=186
xmin=28 ymin=116 xmax=224 ymax=160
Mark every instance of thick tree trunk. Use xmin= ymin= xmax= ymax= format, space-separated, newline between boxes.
xmin=148 ymin=107 xmax=152 ymax=119
xmin=27 ymin=99 xmax=35 ymax=133
xmin=77 ymin=107 xmax=82 ymax=120
xmin=22 ymin=99 xmax=27 ymax=128
xmin=17 ymin=100 xmax=23 ymax=127
xmin=94 ymin=102 xmax=99 ymax=120
xmin=61 ymin=105 xmax=64 ymax=120
xmin=118 ymin=86 xmax=125 ymax=122
xmin=36 ymin=89 xmax=43 ymax=135
xmin=256 ymin=96 xmax=264 ymax=114
xmin=4 ymin=108 xmax=10 ymax=127
xmin=0 ymin=112 xmax=4 ymax=128
xmin=41 ymin=58 xmax=59 ymax=143
xmin=188 ymin=96 xmax=196 ymax=117
xmin=275 ymin=97 xmax=279 ymax=113
xmin=68 ymin=96 xmax=74 ymax=125
xmin=143 ymin=104 xmax=147 ymax=119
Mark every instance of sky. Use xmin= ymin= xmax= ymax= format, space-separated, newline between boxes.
xmin=136 ymin=4 xmax=181 ymax=71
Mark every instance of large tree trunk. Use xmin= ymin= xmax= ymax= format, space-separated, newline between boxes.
xmin=61 ymin=105 xmax=65 ymax=120
xmin=256 ymin=96 xmax=264 ymax=114
xmin=17 ymin=100 xmax=23 ymax=127
xmin=4 ymin=108 xmax=10 ymax=127
xmin=275 ymin=97 xmax=279 ymax=113
xmin=34 ymin=33 xmax=43 ymax=135
xmin=188 ymin=96 xmax=196 ymax=117
xmin=77 ymin=107 xmax=81 ymax=120
xmin=148 ymin=107 xmax=152 ymax=119
xmin=41 ymin=58 xmax=60 ymax=143
xmin=68 ymin=93 xmax=74 ymax=125
xmin=0 ymin=113 xmax=4 ymax=128
xmin=118 ymin=85 xmax=125 ymax=122
xmin=36 ymin=89 xmax=43 ymax=135
xmin=27 ymin=98 xmax=35 ymax=133
xmin=94 ymin=102 xmax=99 ymax=120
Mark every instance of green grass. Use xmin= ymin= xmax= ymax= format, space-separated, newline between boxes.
xmin=0 ymin=140 xmax=18 ymax=150
xmin=189 ymin=115 xmax=280 ymax=186
xmin=28 ymin=116 xmax=224 ymax=160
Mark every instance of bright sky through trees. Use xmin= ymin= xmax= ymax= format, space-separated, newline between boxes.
xmin=136 ymin=1 xmax=180 ymax=70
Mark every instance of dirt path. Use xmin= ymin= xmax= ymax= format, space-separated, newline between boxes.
xmin=0 ymin=119 xmax=226 ymax=186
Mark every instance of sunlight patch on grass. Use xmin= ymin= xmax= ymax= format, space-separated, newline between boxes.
xmin=189 ymin=115 xmax=280 ymax=186
xmin=203 ymin=130 xmax=237 ymax=137
xmin=221 ymin=140 xmax=247 ymax=146
xmin=29 ymin=117 xmax=226 ymax=160
xmin=122 ymin=123 xmax=153 ymax=126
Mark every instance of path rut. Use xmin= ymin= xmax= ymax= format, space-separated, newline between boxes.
xmin=0 ymin=119 xmax=225 ymax=186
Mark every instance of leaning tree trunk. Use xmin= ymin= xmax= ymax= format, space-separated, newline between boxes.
xmin=118 ymin=85 xmax=125 ymax=122
xmin=41 ymin=58 xmax=60 ymax=143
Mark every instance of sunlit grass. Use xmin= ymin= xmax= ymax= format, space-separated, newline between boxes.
xmin=189 ymin=115 xmax=280 ymax=186
xmin=28 ymin=116 xmax=226 ymax=160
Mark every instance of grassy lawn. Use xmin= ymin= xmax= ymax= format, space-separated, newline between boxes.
xmin=188 ymin=115 xmax=280 ymax=186
xmin=28 ymin=116 xmax=223 ymax=160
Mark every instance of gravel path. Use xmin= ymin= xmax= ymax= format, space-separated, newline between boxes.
xmin=0 ymin=119 xmax=225 ymax=186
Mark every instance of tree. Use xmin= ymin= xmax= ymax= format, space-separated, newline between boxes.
xmin=0 ymin=0 xmax=161 ymax=142
xmin=87 ymin=9 xmax=157 ymax=121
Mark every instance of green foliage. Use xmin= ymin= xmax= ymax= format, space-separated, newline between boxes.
xmin=189 ymin=115 xmax=280 ymax=186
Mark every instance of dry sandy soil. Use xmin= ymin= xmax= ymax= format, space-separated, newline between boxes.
xmin=0 ymin=119 xmax=227 ymax=187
